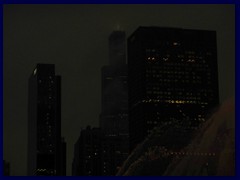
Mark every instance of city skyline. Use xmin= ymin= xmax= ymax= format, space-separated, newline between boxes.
xmin=3 ymin=4 xmax=235 ymax=175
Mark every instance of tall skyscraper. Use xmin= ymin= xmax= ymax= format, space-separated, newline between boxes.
xmin=109 ymin=30 xmax=126 ymax=67
xmin=128 ymin=27 xmax=219 ymax=151
xmin=28 ymin=64 xmax=66 ymax=176
xmin=100 ymin=31 xmax=129 ymax=174
xmin=72 ymin=31 xmax=129 ymax=176
xmin=100 ymin=31 xmax=128 ymax=135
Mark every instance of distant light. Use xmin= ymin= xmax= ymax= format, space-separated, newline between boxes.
xmin=173 ymin=42 xmax=178 ymax=46
xmin=33 ymin=68 xmax=37 ymax=75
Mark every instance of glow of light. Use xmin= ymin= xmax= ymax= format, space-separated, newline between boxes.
xmin=33 ymin=68 xmax=37 ymax=75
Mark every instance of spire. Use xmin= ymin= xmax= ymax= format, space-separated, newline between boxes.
xmin=114 ymin=23 xmax=123 ymax=31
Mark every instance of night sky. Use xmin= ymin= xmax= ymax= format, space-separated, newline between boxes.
xmin=3 ymin=4 xmax=235 ymax=176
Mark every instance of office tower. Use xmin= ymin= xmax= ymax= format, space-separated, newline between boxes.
xmin=100 ymin=31 xmax=129 ymax=174
xmin=109 ymin=30 xmax=126 ymax=67
xmin=28 ymin=64 xmax=66 ymax=176
xmin=72 ymin=126 xmax=103 ymax=176
xmin=100 ymin=31 xmax=128 ymax=134
xmin=3 ymin=160 xmax=10 ymax=176
xmin=72 ymin=31 xmax=129 ymax=176
xmin=72 ymin=126 xmax=129 ymax=176
xmin=100 ymin=65 xmax=128 ymax=135
xmin=128 ymin=27 xmax=219 ymax=151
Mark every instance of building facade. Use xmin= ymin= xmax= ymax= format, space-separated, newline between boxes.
xmin=72 ymin=126 xmax=129 ymax=176
xmin=100 ymin=31 xmax=128 ymax=135
xmin=72 ymin=31 xmax=129 ymax=176
xmin=100 ymin=31 xmax=129 ymax=174
xmin=28 ymin=64 xmax=66 ymax=176
xmin=128 ymin=27 xmax=219 ymax=151
xmin=72 ymin=126 xmax=104 ymax=176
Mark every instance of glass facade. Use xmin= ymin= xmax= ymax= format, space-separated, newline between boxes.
xmin=128 ymin=27 xmax=219 ymax=151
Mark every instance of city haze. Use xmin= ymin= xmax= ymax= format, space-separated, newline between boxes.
xmin=3 ymin=4 xmax=234 ymax=175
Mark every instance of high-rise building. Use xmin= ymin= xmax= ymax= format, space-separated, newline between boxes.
xmin=72 ymin=126 xmax=103 ymax=176
xmin=72 ymin=126 xmax=129 ymax=176
xmin=100 ymin=31 xmax=129 ymax=174
xmin=128 ymin=27 xmax=219 ymax=151
xmin=28 ymin=64 xmax=66 ymax=176
xmin=100 ymin=65 xmax=128 ymax=135
xmin=109 ymin=31 xmax=126 ymax=67
xmin=100 ymin=31 xmax=128 ymax=135
xmin=72 ymin=31 xmax=129 ymax=176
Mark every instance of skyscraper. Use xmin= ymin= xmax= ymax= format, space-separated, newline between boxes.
xmin=128 ymin=27 xmax=219 ymax=151
xmin=72 ymin=31 xmax=129 ymax=176
xmin=72 ymin=126 xmax=103 ymax=176
xmin=100 ymin=31 xmax=129 ymax=174
xmin=109 ymin=30 xmax=126 ymax=67
xmin=28 ymin=64 xmax=66 ymax=176
xmin=100 ymin=31 xmax=128 ymax=135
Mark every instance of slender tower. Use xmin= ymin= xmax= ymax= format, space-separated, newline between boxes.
xmin=28 ymin=64 xmax=66 ymax=176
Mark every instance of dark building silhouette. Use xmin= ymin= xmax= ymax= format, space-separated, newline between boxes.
xmin=109 ymin=30 xmax=126 ymax=67
xmin=72 ymin=126 xmax=103 ymax=176
xmin=72 ymin=126 xmax=129 ymax=176
xmin=128 ymin=27 xmax=219 ymax=151
xmin=100 ymin=31 xmax=128 ymax=134
xmin=3 ymin=160 xmax=10 ymax=176
xmin=72 ymin=31 xmax=129 ymax=176
xmin=100 ymin=31 xmax=129 ymax=174
xmin=28 ymin=64 xmax=66 ymax=176
xmin=101 ymin=133 xmax=129 ymax=175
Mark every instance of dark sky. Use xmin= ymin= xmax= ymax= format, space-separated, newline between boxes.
xmin=3 ymin=4 xmax=235 ymax=176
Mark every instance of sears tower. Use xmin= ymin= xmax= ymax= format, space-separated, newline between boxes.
xmin=28 ymin=64 xmax=66 ymax=176
xmin=100 ymin=31 xmax=128 ymax=136
xmin=100 ymin=31 xmax=129 ymax=174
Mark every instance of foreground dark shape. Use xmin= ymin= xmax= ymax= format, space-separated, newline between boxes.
xmin=117 ymin=98 xmax=235 ymax=176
